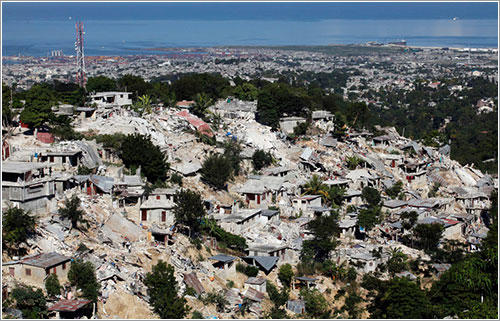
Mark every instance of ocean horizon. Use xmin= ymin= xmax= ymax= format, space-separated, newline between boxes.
xmin=2 ymin=18 xmax=498 ymax=57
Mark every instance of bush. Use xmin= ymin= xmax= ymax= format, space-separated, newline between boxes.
xmin=252 ymin=149 xmax=273 ymax=171
xmin=201 ymin=153 xmax=233 ymax=189
xmin=266 ymin=281 xmax=289 ymax=307
xmin=170 ymin=173 xmax=183 ymax=186
xmin=301 ymin=288 xmax=331 ymax=318
xmin=385 ymin=181 xmax=403 ymax=199
xmin=278 ymin=264 xmax=294 ymax=288
xmin=202 ymin=291 xmax=228 ymax=313
xmin=202 ymin=219 xmax=247 ymax=252
xmin=45 ymin=274 xmax=61 ymax=298
xmin=185 ymin=287 xmax=197 ymax=297
xmin=11 ymin=285 xmax=47 ymax=319
xmin=191 ymin=310 xmax=203 ymax=319
xmin=236 ymin=263 xmax=259 ymax=277
xmin=77 ymin=166 xmax=94 ymax=175
xmin=293 ymin=121 xmax=309 ymax=136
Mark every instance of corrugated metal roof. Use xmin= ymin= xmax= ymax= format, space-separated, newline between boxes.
xmin=243 ymin=287 xmax=265 ymax=302
xmin=48 ymin=299 xmax=91 ymax=312
xmin=17 ymin=252 xmax=71 ymax=269
xmin=184 ymin=272 xmax=205 ymax=296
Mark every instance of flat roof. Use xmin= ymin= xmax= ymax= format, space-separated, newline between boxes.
xmin=2 ymin=161 xmax=53 ymax=174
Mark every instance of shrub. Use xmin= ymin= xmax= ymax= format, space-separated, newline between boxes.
xmin=252 ymin=149 xmax=273 ymax=171
xmin=45 ymin=274 xmax=61 ymax=298
xmin=11 ymin=285 xmax=47 ymax=319
xmin=278 ymin=264 xmax=294 ymax=288
xmin=201 ymin=153 xmax=233 ymax=189
xmin=236 ymin=263 xmax=259 ymax=277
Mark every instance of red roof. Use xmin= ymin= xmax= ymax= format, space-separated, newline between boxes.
xmin=443 ymin=218 xmax=460 ymax=225
xmin=48 ymin=299 xmax=92 ymax=312
xmin=176 ymin=110 xmax=213 ymax=137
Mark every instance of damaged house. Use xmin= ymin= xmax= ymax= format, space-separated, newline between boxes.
xmin=2 ymin=161 xmax=56 ymax=212
xmin=3 ymin=252 xmax=72 ymax=288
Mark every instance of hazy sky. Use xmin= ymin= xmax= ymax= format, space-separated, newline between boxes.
xmin=3 ymin=2 xmax=498 ymax=21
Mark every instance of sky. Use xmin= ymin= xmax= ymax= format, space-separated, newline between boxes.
xmin=3 ymin=2 xmax=499 ymax=22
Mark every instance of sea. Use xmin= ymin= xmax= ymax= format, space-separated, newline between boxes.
xmin=2 ymin=18 xmax=498 ymax=57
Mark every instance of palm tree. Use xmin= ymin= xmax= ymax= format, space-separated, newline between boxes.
xmin=302 ymin=175 xmax=328 ymax=198
xmin=193 ymin=92 xmax=213 ymax=119
xmin=326 ymin=185 xmax=346 ymax=208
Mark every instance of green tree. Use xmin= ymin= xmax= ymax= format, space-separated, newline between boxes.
xmin=49 ymin=115 xmax=83 ymax=141
xmin=267 ymin=281 xmax=289 ymax=308
xmin=362 ymin=186 xmax=381 ymax=207
xmin=223 ymin=140 xmax=242 ymax=176
xmin=412 ymin=223 xmax=444 ymax=253
xmin=386 ymin=248 xmax=409 ymax=276
xmin=233 ymin=82 xmax=259 ymax=101
xmin=357 ymin=207 xmax=381 ymax=231
xmin=11 ymin=285 xmax=47 ymax=319
xmin=2 ymin=82 xmax=14 ymax=127
xmin=144 ymin=260 xmax=190 ymax=319
xmin=2 ymin=207 xmax=36 ymax=255
xmin=385 ymin=181 xmax=403 ymax=199
xmin=278 ymin=264 xmax=294 ymax=288
xmin=117 ymin=74 xmax=151 ymax=101
xmin=45 ymin=274 xmax=61 ymax=298
xmin=68 ymin=259 xmax=100 ymax=302
xmin=19 ymin=84 xmax=56 ymax=128
xmin=341 ymin=290 xmax=363 ymax=318
xmin=59 ymin=194 xmax=87 ymax=230
xmin=174 ymin=189 xmax=206 ymax=236
xmin=252 ymin=149 xmax=273 ymax=171
xmin=201 ymin=153 xmax=233 ymax=189
xmin=428 ymin=191 xmax=498 ymax=319
xmin=86 ymin=76 xmax=117 ymax=93
xmin=369 ymin=277 xmax=433 ymax=319
xmin=401 ymin=211 xmax=418 ymax=230
xmin=301 ymin=211 xmax=340 ymax=262
xmin=300 ymin=288 xmax=331 ymax=318
xmin=119 ymin=133 xmax=169 ymax=183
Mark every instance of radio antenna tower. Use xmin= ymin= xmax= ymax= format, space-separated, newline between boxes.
xmin=75 ymin=22 xmax=87 ymax=89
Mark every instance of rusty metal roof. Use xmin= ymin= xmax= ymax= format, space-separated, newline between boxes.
xmin=183 ymin=272 xmax=205 ymax=296
xmin=243 ymin=287 xmax=265 ymax=302
xmin=48 ymin=299 xmax=92 ymax=312
xmin=17 ymin=252 xmax=71 ymax=269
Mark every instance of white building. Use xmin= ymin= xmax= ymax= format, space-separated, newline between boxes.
xmin=89 ymin=92 xmax=132 ymax=108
